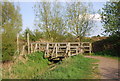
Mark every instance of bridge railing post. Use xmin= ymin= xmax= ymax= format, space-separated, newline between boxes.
xmin=30 ymin=43 xmax=33 ymax=53
xmin=45 ymin=43 xmax=49 ymax=57
xmin=55 ymin=43 xmax=58 ymax=57
xmin=39 ymin=44 xmax=41 ymax=52
xmin=67 ymin=43 xmax=70 ymax=56
xmin=89 ymin=43 xmax=92 ymax=54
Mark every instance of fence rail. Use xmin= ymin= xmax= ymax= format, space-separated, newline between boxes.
xmin=30 ymin=42 xmax=92 ymax=59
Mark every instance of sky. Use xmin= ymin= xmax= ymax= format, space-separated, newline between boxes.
xmin=18 ymin=2 xmax=106 ymax=37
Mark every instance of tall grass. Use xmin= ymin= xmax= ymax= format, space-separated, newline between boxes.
xmin=2 ymin=52 xmax=49 ymax=79
xmin=35 ymin=55 xmax=99 ymax=79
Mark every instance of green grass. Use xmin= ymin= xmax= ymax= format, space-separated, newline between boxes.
xmin=92 ymin=49 xmax=120 ymax=61
xmin=35 ymin=55 xmax=99 ymax=79
xmin=3 ymin=52 xmax=99 ymax=79
xmin=93 ymin=53 xmax=120 ymax=61
xmin=2 ymin=52 xmax=49 ymax=79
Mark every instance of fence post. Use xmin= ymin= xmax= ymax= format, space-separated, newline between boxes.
xmin=17 ymin=33 xmax=19 ymax=54
xmin=27 ymin=33 xmax=30 ymax=54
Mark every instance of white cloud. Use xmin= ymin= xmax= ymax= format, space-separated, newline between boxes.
xmin=79 ymin=13 xmax=101 ymax=21
xmin=90 ymin=14 xmax=101 ymax=21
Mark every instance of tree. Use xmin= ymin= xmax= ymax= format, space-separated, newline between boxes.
xmin=23 ymin=28 xmax=43 ymax=41
xmin=2 ymin=2 xmax=22 ymax=62
xmin=34 ymin=2 xmax=66 ymax=41
xmin=101 ymin=1 xmax=120 ymax=35
xmin=66 ymin=2 xmax=94 ymax=41
xmin=49 ymin=2 xmax=66 ymax=41
xmin=34 ymin=2 xmax=52 ymax=40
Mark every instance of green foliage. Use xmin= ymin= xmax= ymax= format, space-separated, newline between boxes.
xmin=64 ymin=33 xmax=77 ymax=42
xmin=66 ymin=2 xmax=94 ymax=41
xmin=81 ymin=37 xmax=93 ymax=42
xmin=34 ymin=2 xmax=65 ymax=41
xmin=94 ymin=49 xmax=119 ymax=57
xmin=34 ymin=2 xmax=94 ymax=42
xmin=99 ymin=1 xmax=120 ymax=57
xmin=93 ymin=53 xmax=120 ymax=61
xmin=2 ymin=52 xmax=49 ymax=79
xmin=2 ymin=2 xmax=22 ymax=62
xmin=23 ymin=28 xmax=43 ymax=41
xmin=101 ymin=1 xmax=120 ymax=35
xmin=35 ymin=55 xmax=98 ymax=79
xmin=92 ymin=34 xmax=120 ymax=57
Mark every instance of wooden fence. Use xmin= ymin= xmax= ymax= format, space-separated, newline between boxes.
xmin=30 ymin=42 xmax=92 ymax=59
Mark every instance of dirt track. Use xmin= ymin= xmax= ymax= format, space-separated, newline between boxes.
xmin=85 ymin=56 xmax=120 ymax=79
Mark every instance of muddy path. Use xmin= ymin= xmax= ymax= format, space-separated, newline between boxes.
xmin=85 ymin=56 xmax=120 ymax=79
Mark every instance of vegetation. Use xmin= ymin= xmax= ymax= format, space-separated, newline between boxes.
xmin=101 ymin=1 xmax=120 ymax=36
xmin=93 ymin=1 xmax=120 ymax=57
xmin=2 ymin=2 xmax=22 ymax=62
xmin=66 ymin=2 xmax=94 ymax=41
xmin=3 ymin=53 xmax=99 ymax=79
xmin=34 ymin=2 xmax=94 ymax=42
xmin=92 ymin=34 xmax=120 ymax=57
xmin=35 ymin=55 xmax=99 ymax=79
xmin=34 ymin=2 xmax=66 ymax=42
xmin=2 ymin=1 xmax=119 ymax=79
xmin=93 ymin=53 xmax=120 ymax=61
xmin=2 ymin=52 xmax=49 ymax=79
xmin=22 ymin=28 xmax=43 ymax=41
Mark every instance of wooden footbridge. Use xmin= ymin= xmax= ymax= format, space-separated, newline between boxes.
xmin=30 ymin=42 xmax=92 ymax=59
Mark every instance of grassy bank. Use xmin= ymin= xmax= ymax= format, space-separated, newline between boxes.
xmin=3 ymin=52 xmax=99 ymax=79
xmin=92 ymin=52 xmax=120 ymax=61
xmin=2 ymin=52 xmax=49 ymax=79
xmin=35 ymin=55 xmax=99 ymax=79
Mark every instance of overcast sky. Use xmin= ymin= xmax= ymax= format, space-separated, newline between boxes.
xmin=18 ymin=2 xmax=106 ymax=37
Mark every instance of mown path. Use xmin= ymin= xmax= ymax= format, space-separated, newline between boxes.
xmin=85 ymin=56 xmax=119 ymax=79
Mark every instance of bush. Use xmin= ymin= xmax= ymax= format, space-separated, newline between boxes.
xmin=92 ymin=34 xmax=120 ymax=57
xmin=2 ymin=33 xmax=17 ymax=62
